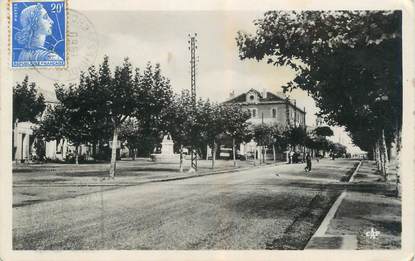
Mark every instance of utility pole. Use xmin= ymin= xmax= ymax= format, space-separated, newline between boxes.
xmin=188 ymin=33 xmax=198 ymax=171
xmin=189 ymin=33 xmax=198 ymax=104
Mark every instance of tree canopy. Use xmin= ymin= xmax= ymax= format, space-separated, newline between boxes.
xmin=13 ymin=75 xmax=46 ymax=124
xmin=236 ymin=11 xmax=402 ymax=154
xmin=314 ymin=126 xmax=334 ymax=137
xmin=35 ymin=84 xmax=93 ymax=164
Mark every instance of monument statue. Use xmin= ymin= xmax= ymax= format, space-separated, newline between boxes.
xmin=150 ymin=133 xmax=180 ymax=163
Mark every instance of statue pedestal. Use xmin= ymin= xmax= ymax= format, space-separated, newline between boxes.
xmin=150 ymin=153 xmax=180 ymax=163
xmin=150 ymin=134 xmax=180 ymax=163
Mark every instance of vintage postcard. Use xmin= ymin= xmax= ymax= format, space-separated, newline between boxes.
xmin=0 ymin=0 xmax=414 ymax=260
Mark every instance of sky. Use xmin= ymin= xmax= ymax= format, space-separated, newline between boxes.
xmin=12 ymin=10 xmax=361 ymax=153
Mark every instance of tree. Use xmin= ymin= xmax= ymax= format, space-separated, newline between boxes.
xmin=118 ymin=118 xmax=143 ymax=160
xmin=134 ymin=63 xmax=174 ymax=157
xmin=197 ymin=101 xmax=226 ymax=169
xmin=74 ymin=57 xmax=172 ymax=177
xmin=165 ymin=90 xmax=195 ymax=171
xmin=35 ymin=84 xmax=92 ymax=164
xmin=103 ymin=58 xmax=137 ymax=177
xmin=304 ymin=135 xmax=317 ymax=154
xmin=311 ymin=126 xmax=334 ymax=157
xmin=13 ymin=75 xmax=46 ymax=124
xmin=86 ymin=58 xmax=173 ymax=177
xmin=236 ymin=11 xmax=401 ymax=178
xmin=314 ymin=126 xmax=333 ymax=137
xmin=34 ymin=105 xmax=65 ymax=146
xmin=270 ymin=124 xmax=289 ymax=161
xmin=13 ymin=75 xmax=46 ymax=158
xmin=33 ymin=104 xmax=65 ymax=161
xmin=312 ymin=136 xmax=331 ymax=157
xmin=286 ymin=126 xmax=307 ymax=150
xmin=221 ymin=104 xmax=251 ymax=166
xmin=252 ymin=124 xmax=274 ymax=163
xmin=329 ymin=142 xmax=347 ymax=158
xmin=77 ymin=67 xmax=113 ymax=158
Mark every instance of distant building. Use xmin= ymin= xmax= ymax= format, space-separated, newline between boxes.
xmin=223 ymin=88 xmax=306 ymax=128
xmin=13 ymin=100 xmax=91 ymax=163
xmin=13 ymin=121 xmax=35 ymax=162
xmin=223 ymin=88 xmax=307 ymax=161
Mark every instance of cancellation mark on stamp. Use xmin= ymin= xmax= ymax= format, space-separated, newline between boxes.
xmin=34 ymin=9 xmax=99 ymax=82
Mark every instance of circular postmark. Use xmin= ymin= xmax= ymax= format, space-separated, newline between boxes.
xmin=34 ymin=9 xmax=99 ymax=82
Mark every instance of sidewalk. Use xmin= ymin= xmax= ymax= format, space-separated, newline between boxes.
xmin=306 ymin=160 xmax=401 ymax=249
xmin=13 ymin=159 xmax=285 ymax=207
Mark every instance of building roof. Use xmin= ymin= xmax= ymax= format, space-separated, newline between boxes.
xmin=223 ymin=88 xmax=305 ymax=113
xmin=224 ymin=88 xmax=287 ymax=104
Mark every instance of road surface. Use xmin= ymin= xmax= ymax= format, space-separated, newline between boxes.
xmin=13 ymin=159 xmax=358 ymax=250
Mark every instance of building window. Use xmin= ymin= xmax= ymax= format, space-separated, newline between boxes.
xmin=247 ymin=92 xmax=257 ymax=103
xmin=272 ymin=108 xmax=277 ymax=118
xmin=249 ymin=108 xmax=257 ymax=118
xmin=252 ymin=108 xmax=257 ymax=118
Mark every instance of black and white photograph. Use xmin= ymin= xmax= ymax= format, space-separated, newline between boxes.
xmin=1 ymin=0 xmax=414 ymax=260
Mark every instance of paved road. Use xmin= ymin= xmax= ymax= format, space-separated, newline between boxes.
xmin=13 ymin=159 xmax=358 ymax=250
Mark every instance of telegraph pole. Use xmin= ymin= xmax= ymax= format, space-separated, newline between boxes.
xmin=189 ymin=33 xmax=198 ymax=104
xmin=188 ymin=33 xmax=198 ymax=171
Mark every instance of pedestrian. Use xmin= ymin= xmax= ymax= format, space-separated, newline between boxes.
xmin=289 ymin=150 xmax=294 ymax=164
xmin=305 ymin=153 xmax=312 ymax=172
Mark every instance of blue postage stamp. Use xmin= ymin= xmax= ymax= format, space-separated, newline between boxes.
xmin=11 ymin=1 xmax=66 ymax=68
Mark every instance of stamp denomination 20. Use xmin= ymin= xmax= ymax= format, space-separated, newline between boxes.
xmin=11 ymin=0 xmax=66 ymax=68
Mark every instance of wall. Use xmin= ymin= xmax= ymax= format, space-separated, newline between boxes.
xmin=243 ymin=103 xmax=306 ymax=127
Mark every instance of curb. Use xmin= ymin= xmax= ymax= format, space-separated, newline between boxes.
xmin=154 ymin=162 xmax=283 ymax=183
xmin=348 ymin=161 xmax=363 ymax=182
xmin=13 ymin=162 xmax=284 ymax=187
xmin=305 ymin=160 xmax=362 ymax=250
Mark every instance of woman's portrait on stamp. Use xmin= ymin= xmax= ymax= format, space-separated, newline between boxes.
xmin=12 ymin=1 xmax=66 ymax=67
xmin=15 ymin=3 xmax=62 ymax=62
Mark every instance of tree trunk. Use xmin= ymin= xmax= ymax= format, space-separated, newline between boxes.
xmin=273 ymin=144 xmax=276 ymax=162
xmin=75 ymin=144 xmax=79 ymax=165
xmin=375 ymin=141 xmax=381 ymax=171
xmin=206 ymin=145 xmax=209 ymax=160
xmin=232 ymin=138 xmax=236 ymax=167
xmin=61 ymin=139 xmax=64 ymax=155
xmin=179 ymin=145 xmax=184 ymax=172
xmin=379 ymin=141 xmax=384 ymax=174
xmin=378 ymin=141 xmax=382 ymax=172
xmin=376 ymin=137 xmax=386 ymax=179
xmin=211 ymin=141 xmax=216 ymax=169
xmin=258 ymin=147 xmax=261 ymax=165
xmin=109 ymin=126 xmax=119 ymax=178
xmin=92 ymin=142 xmax=97 ymax=159
xmin=381 ymin=129 xmax=389 ymax=179
xmin=395 ymin=127 xmax=401 ymax=197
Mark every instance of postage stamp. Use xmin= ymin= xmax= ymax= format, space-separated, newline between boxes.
xmin=11 ymin=0 xmax=66 ymax=68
